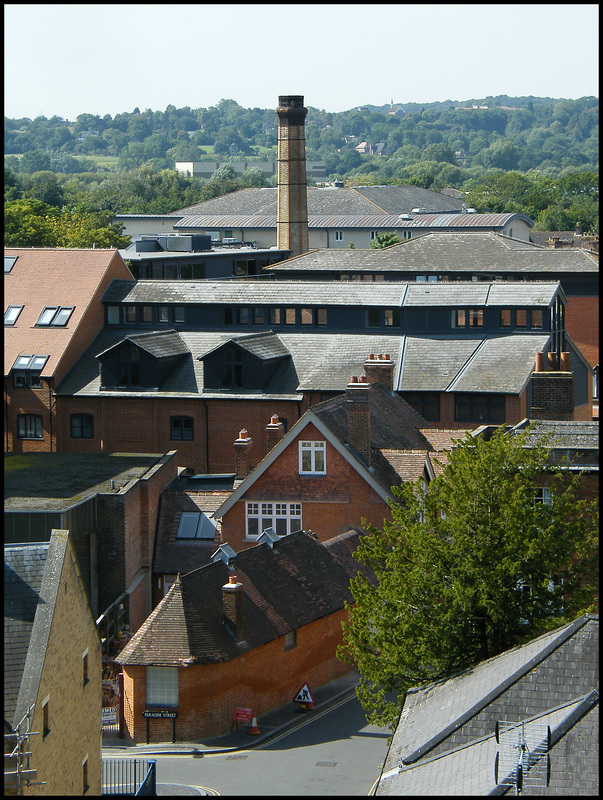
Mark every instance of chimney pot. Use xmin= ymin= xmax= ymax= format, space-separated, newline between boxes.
xmin=535 ymin=351 xmax=545 ymax=372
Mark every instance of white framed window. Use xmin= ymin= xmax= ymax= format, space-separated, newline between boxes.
xmin=534 ymin=487 xmax=552 ymax=505
xmin=299 ymin=440 xmax=326 ymax=474
xmin=246 ymin=501 xmax=302 ymax=539
xmin=334 ymin=230 xmax=344 ymax=241
xmin=146 ymin=666 xmax=178 ymax=707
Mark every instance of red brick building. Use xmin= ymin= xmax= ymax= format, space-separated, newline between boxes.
xmin=214 ymin=359 xmax=470 ymax=552
xmin=116 ymin=529 xmax=374 ymax=743
xmin=4 ymin=247 xmax=132 ymax=453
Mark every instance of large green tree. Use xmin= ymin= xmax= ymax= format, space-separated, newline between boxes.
xmin=338 ymin=426 xmax=598 ymax=731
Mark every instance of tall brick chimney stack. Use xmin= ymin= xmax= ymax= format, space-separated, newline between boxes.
xmin=265 ymin=414 xmax=284 ymax=454
xmin=531 ymin=350 xmax=574 ymax=421
xmin=363 ymin=353 xmax=394 ymax=391
xmin=234 ymin=429 xmax=253 ymax=479
xmin=276 ymin=95 xmax=309 ymax=258
xmin=346 ymin=375 xmax=371 ymax=466
xmin=222 ymin=575 xmax=244 ymax=642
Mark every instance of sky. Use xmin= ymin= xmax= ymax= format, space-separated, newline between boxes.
xmin=4 ymin=4 xmax=599 ymax=122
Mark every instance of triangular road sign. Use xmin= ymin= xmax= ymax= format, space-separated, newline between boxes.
xmin=293 ymin=684 xmax=313 ymax=704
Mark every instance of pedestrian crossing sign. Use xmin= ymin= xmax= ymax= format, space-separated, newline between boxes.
xmin=293 ymin=684 xmax=313 ymax=704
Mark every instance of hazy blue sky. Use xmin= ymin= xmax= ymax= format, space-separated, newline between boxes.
xmin=4 ymin=4 xmax=599 ymax=121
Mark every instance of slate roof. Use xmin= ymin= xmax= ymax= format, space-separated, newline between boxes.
xmin=4 ymin=544 xmax=49 ymax=723
xmin=268 ymin=232 xmax=599 ymax=274
xmin=55 ymin=329 xmax=552 ymax=398
xmin=507 ymin=419 xmax=599 ymax=470
xmin=376 ymin=614 xmax=598 ymax=796
xmin=100 ymin=278 xmax=564 ymax=308
xmin=311 ymin=382 xmax=431 ymax=451
xmin=4 ymin=247 xmax=132 ymax=377
xmin=117 ymin=530 xmax=368 ymax=667
xmin=168 ymin=185 xmax=465 ymax=218
xmin=174 ymin=212 xmax=527 ymax=232
xmin=96 ymin=329 xmax=190 ymax=360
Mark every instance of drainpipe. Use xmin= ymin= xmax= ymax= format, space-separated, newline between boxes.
xmin=4 ymin=384 xmax=10 ymax=452
xmin=200 ymin=398 xmax=210 ymax=472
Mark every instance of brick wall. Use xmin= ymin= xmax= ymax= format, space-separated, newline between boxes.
xmin=121 ymin=608 xmax=352 ymax=743
xmin=26 ymin=536 xmax=102 ymax=795
xmin=220 ymin=422 xmax=390 ymax=550
xmin=57 ymin=396 xmax=306 ymax=474
xmin=565 ymin=296 xmax=599 ymax=368
xmin=96 ymin=452 xmax=177 ymax=632
xmin=4 ymin=379 xmax=54 ymax=453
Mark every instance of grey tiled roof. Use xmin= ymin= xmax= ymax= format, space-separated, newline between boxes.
xmin=96 ymin=329 xmax=190 ymax=360
xmin=4 ymin=544 xmax=49 ymax=723
xmin=377 ymin=614 xmax=598 ymax=796
xmin=118 ymin=530 xmax=369 ymax=667
xmin=56 ymin=330 xmax=551 ymax=398
xmin=175 ymin=212 xmax=524 ymax=231
xmin=169 ymin=185 xmax=465 ymax=218
xmin=269 ymin=232 xmax=599 ymax=273
xmin=101 ymin=279 xmax=563 ymax=308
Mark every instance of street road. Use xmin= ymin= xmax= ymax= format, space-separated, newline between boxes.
xmin=152 ymin=692 xmax=391 ymax=795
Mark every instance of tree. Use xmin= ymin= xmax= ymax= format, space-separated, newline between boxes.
xmin=338 ymin=425 xmax=598 ymax=731
xmin=370 ymin=232 xmax=401 ymax=249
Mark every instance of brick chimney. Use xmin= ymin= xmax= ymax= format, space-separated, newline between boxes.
xmin=346 ymin=375 xmax=371 ymax=465
xmin=222 ymin=575 xmax=244 ymax=642
xmin=363 ymin=353 xmax=394 ymax=391
xmin=234 ymin=429 xmax=253 ymax=479
xmin=265 ymin=414 xmax=284 ymax=454
xmin=531 ymin=350 xmax=574 ymax=421
xmin=276 ymin=95 xmax=309 ymax=258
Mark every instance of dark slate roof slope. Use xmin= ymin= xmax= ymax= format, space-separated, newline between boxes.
xmin=312 ymin=381 xmax=431 ymax=451
xmin=152 ymin=489 xmax=226 ymax=576
xmin=376 ymin=614 xmax=598 ymax=796
xmin=169 ymin=185 xmax=464 ymax=219
xmin=118 ymin=531 xmax=360 ymax=667
xmin=4 ymin=545 xmax=49 ymax=723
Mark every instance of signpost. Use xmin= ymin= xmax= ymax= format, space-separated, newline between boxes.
xmin=232 ymin=707 xmax=252 ymax=732
xmin=143 ymin=710 xmax=178 ymax=744
xmin=293 ymin=684 xmax=314 ymax=712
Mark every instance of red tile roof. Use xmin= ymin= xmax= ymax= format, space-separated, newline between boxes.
xmin=4 ymin=248 xmax=131 ymax=376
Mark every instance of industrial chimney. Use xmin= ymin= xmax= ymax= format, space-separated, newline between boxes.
xmin=275 ymin=95 xmax=309 ymax=258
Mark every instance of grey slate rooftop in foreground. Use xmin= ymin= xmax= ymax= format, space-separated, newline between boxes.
xmin=377 ymin=614 xmax=598 ymax=796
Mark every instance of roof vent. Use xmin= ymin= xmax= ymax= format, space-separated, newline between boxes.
xmin=258 ymin=527 xmax=281 ymax=549
xmin=211 ymin=543 xmax=237 ymax=565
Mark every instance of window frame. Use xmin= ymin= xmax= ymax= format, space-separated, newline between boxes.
xmin=4 ymin=305 xmax=23 ymax=326
xmin=299 ymin=440 xmax=326 ymax=475
xmin=454 ymin=393 xmax=505 ymax=424
xmin=36 ymin=306 xmax=74 ymax=327
xmin=17 ymin=414 xmax=43 ymax=439
xmin=71 ymin=413 xmax=94 ymax=439
xmin=170 ymin=416 xmax=194 ymax=441
xmin=145 ymin=666 xmax=178 ymax=708
xmin=245 ymin=501 xmax=303 ymax=540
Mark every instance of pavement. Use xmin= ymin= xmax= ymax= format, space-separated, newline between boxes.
xmin=102 ymin=670 xmax=361 ymax=756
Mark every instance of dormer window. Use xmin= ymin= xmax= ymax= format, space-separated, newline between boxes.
xmin=36 ymin=306 xmax=74 ymax=326
xmin=299 ymin=440 xmax=326 ymax=474
xmin=119 ymin=345 xmax=139 ymax=385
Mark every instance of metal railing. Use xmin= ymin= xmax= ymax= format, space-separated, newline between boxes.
xmin=101 ymin=759 xmax=156 ymax=796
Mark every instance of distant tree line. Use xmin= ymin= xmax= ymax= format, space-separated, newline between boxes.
xmin=4 ymin=96 xmax=599 ymax=244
